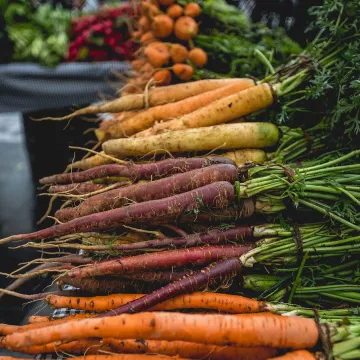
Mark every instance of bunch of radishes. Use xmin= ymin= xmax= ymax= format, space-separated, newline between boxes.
xmin=67 ymin=3 xmax=139 ymax=62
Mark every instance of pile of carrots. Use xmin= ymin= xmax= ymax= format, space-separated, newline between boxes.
xmin=126 ymin=0 xmax=208 ymax=94
xmin=1 ymin=2 xmax=360 ymax=359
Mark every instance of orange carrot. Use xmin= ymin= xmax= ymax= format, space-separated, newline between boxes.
xmin=21 ymin=338 xmax=107 ymax=355
xmin=167 ymin=4 xmax=183 ymax=18
xmin=152 ymin=14 xmax=174 ymax=38
xmin=0 ymin=313 xmax=95 ymax=335
xmin=3 ymin=313 xmax=319 ymax=350
xmin=174 ymin=16 xmax=198 ymax=40
xmin=46 ymin=292 xmax=271 ymax=313
xmin=71 ymin=356 xmax=191 ymax=360
xmin=27 ymin=315 xmax=50 ymax=324
xmin=106 ymin=339 xmax=279 ymax=360
xmin=268 ymin=350 xmax=316 ymax=360
xmin=189 ymin=48 xmax=207 ymax=67
xmin=140 ymin=31 xmax=156 ymax=44
xmin=172 ymin=63 xmax=194 ymax=81
xmin=170 ymin=43 xmax=189 ymax=63
xmin=36 ymin=79 xmax=246 ymax=122
xmin=96 ymin=79 xmax=255 ymax=140
xmin=136 ymin=83 xmax=273 ymax=136
xmin=153 ymin=69 xmax=172 ymax=85
xmin=184 ymin=3 xmax=201 ymax=17
xmin=139 ymin=16 xmax=151 ymax=32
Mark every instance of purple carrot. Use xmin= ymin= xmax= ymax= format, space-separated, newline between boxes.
xmin=40 ymin=157 xmax=236 ymax=185
xmin=66 ymin=244 xmax=252 ymax=279
xmin=98 ymin=257 xmax=242 ymax=317
xmin=177 ymin=199 xmax=255 ymax=223
xmin=0 ymin=263 xmax=61 ymax=299
xmin=0 ymin=181 xmax=234 ymax=245
xmin=122 ymin=270 xmax=191 ymax=283
xmin=77 ymin=225 xmax=253 ymax=252
xmin=48 ymin=182 xmax=128 ymax=195
xmin=55 ymin=164 xmax=238 ymax=222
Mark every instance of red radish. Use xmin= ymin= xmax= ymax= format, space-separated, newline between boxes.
xmin=40 ymin=157 xmax=235 ymax=185
xmin=67 ymin=244 xmax=251 ymax=279
xmin=189 ymin=48 xmax=208 ymax=67
xmin=98 ymin=257 xmax=243 ymax=317
xmin=174 ymin=16 xmax=198 ymax=40
xmin=184 ymin=3 xmax=201 ymax=17
xmin=0 ymin=181 xmax=235 ymax=244
xmin=55 ymin=164 xmax=238 ymax=221
xmin=152 ymin=14 xmax=174 ymax=38
xmin=167 ymin=4 xmax=183 ymax=18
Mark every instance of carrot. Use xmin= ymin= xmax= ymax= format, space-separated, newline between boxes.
xmin=28 ymin=315 xmax=50 ymax=324
xmin=0 ymin=313 xmax=95 ymax=335
xmin=189 ymin=48 xmax=207 ymax=67
xmin=71 ymin=355 xmax=190 ymax=360
xmin=8 ymin=338 xmax=279 ymax=359
xmin=167 ymin=4 xmax=183 ymax=18
xmin=140 ymin=31 xmax=156 ymax=44
xmin=145 ymin=44 xmax=170 ymax=68
xmin=70 ymin=152 xmax=113 ymax=170
xmin=40 ymin=156 xmax=234 ymax=184
xmin=47 ymin=291 xmax=268 ymax=314
xmin=48 ymin=182 xmax=120 ymax=195
xmin=131 ymin=58 xmax=147 ymax=71
xmin=0 ymin=182 xmax=235 ymax=245
xmin=153 ymin=69 xmax=172 ymax=86
xmin=221 ymin=149 xmax=267 ymax=166
xmin=172 ymin=63 xmax=194 ymax=81
xmin=170 ymin=43 xmax=189 ymax=63
xmin=3 ymin=312 xmax=319 ymax=350
xmin=268 ymin=350 xmax=316 ymax=360
xmin=57 ymin=276 xmax=146 ymax=295
xmin=96 ymin=80 xmax=255 ymax=140
xmin=58 ymin=225 xmax=253 ymax=251
xmin=103 ymin=123 xmax=279 ymax=157
xmin=152 ymin=14 xmax=174 ymax=38
xmin=67 ymin=244 xmax=251 ymax=279
xmin=122 ymin=270 xmax=189 ymax=283
xmin=139 ymin=16 xmax=151 ymax=32
xmin=106 ymin=339 xmax=278 ymax=360
xmin=19 ymin=338 xmax=107 ymax=355
xmin=174 ymin=16 xmax=198 ymax=40
xmin=98 ymin=258 xmax=241 ymax=317
xmin=36 ymin=79 xmax=247 ymax=122
xmin=55 ymin=164 xmax=237 ymax=221
xmin=184 ymin=3 xmax=201 ymax=17
xmin=138 ymin=83 xmax=274 ymax=136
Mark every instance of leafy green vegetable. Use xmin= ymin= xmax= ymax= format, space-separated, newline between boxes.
xmin=5 ymin=1 xmax=71 ymax=67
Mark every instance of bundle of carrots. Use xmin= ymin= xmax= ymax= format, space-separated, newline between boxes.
xmin=1 ymin=1 xmax=360 ymax=359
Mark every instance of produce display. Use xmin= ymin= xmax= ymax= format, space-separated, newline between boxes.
xmin=1 ymin=1 xmax=360 ymax=360
xmin=3 ymin=1 xmax=138 ymax=66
